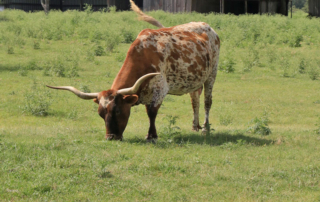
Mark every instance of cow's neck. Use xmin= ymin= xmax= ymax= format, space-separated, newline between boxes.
xmin=111 ymin=64 xmax=151 ymax=93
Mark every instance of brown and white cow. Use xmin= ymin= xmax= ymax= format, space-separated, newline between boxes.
xmin=47 ymin=0 xmax=220 ymax=141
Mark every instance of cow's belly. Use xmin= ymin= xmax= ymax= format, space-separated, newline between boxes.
xmin=138 ymin=69 xmax=207 ymax=105
xmin=166 ymin=72 xmax=207 ymax=95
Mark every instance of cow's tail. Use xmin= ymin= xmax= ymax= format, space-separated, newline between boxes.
xmin=130 ymin=0 xmax=164 ymax=28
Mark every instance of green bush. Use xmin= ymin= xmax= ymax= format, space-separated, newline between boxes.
xmin=247 ymin=110 xmax=271 ymax=136
xmin=79 ymin=84 xmax=91 ymax=93
xmin=25 ymin=60 xmax=39 ymax=71
xmin=7 ymin=46 xmax=14 ymax=54
xmin=242 ymin=49 xmax=259 ymax=72
xmin=219 ymin=56 xmax=236 ymax=73
xmin=22 ymin=84 xmax=52 ymax=116
xmin=42 ymin=56 xmax=79 ymax=78
xmin=108 ymin=6 xmax=117 ymax=13
xmin=94 ymin=45 xmax=105 ymax=56
xmin=33 ymin=40 xmax=40 ymax=49
xmin=299 ymin=58 xmax=307 ymax=74
xmin=289 ymin=34 xmax=303 ymax=47
xmin=106 ymin=35 xmax=121 ymax=52
xmin=308 ymin=67 xmax=319 ymax=80
xmin=122 ymin=29 xmax=135 ymax=44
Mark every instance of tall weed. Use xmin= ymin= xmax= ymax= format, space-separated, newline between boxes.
xmin=160 ymin=115 xmax=181 ymax=139
xmin=22 ymin=82 xmax=52 ymax=116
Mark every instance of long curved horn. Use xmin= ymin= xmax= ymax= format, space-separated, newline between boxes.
xmin=117 ymin=73 xmax=160 ymax=95
xmin=46 ymin=85 xmax=99 ymax=99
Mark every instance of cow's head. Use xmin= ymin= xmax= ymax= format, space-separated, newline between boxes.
xmin=47 ymin=73 xmax=159 ymax=140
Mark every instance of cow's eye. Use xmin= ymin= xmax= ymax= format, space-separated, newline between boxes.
xmin=116 ymin=108 xmax=120 ymax=115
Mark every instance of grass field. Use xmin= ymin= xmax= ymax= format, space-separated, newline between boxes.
xmin=1 ymin=8 xmax=320 ymax=201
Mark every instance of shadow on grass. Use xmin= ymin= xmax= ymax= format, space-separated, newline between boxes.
xmin=125 ymin=131 xmax=273 ymax=147
xmin=0 ymin=64 xmax=21 ymax=72
xmin=98 ymin=170 xmax=113 ymax=179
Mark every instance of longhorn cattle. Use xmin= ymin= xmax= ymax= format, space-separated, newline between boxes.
xmin=47 ymin=0 xmax=220 ymax=141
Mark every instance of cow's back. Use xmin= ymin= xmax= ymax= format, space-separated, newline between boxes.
xmin=134 ymin=22 xmax=219 ymax=96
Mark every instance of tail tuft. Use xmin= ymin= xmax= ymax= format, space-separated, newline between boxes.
xmin=129 ymin=0 xmax=164 ymax=28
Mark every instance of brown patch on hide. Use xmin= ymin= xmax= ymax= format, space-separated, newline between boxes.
xmin=215 ymin=36 xmax=221 ymax=48
xmin=158 ymin=42 xmax=165 ymax=48
xmin=171 ymin=49 xmax=180 ymax=60
xmin=188 ymin=63 xmax=197 ymax=75
xmin=171 ymin=64 xmax=176 ymax=71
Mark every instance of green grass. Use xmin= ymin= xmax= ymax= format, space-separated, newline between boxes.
xmin=1 ymin=8 xmax=320 ymax=201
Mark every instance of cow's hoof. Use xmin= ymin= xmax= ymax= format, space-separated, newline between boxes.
xmin=201 ymin=128 xmax=208 ymax=135
xmin=192 ymin=125 xmax=202 ymax=132
xmin=147 ymin=139 xmax=157 ymax=144
xmin=106 ymin=134 xmax=123 ymax=141
xmin=146 ymin=136 xmax=157 ymax=143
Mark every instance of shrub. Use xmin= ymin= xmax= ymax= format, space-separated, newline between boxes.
xmin=94 ymin=45 xmax=105 ymax=56
xmin=84 ymin=4 xmax=93 ymax=15
xmin=298 ymin=58 xmax=307 ymax=74
xmin=289 ymin=34 xmax=303 ymax=47
xmin=49 ymin=59 xmax=65 ymax=77
xmin=247 ymin=110 xmax=271 ymax=136
xmin=66 ymin=66 xmax=79 ymax=78
xmin=242 ymin=49 xmax=259 ymax=72
xmin=22 ymin=83 xmax=52 ymax=116
xmin=43 ymin=56 xmax=79 ymax=77
xmin=33 ymin=40 xmax=40 ymax=50
xmin=122 ymin=29 xmax=135 ymax=44
xmin=108 ymin=6 xmax=117 ymax=13
xmin=308 ymin=67 xmax=319 ymax=80
xmin=25 ymin=60 xmax=39 ymax=71
xmin=219 ymin=56 xmax=236 ymax=73
xmin=7 ymin=46 xmax=14 ymax=54
xmin=106 ymin=35 xmax=121 ymax=52
xmin=79 ymin=84 xmax=91 ymax=93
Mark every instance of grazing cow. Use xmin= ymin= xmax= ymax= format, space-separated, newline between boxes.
xmin=47 ymin=0 xmax=220 ymax=141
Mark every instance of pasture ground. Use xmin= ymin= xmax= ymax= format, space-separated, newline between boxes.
xmin=1 ymin=8 xmax=320 ymax=201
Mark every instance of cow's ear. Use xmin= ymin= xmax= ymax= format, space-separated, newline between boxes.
xmin=123 ymin=95 xmax=139 ymax=105
xmin=93 ymin=98 xmax=99 ymax=104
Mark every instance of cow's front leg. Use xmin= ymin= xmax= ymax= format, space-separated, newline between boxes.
xmin=190 ymin=87 xmax=203 ymax=131
xmin=145 ymin=103 xmax=161 ymax=141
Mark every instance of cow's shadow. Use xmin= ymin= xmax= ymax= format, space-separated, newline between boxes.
xmin=125 ymin=131 xmax=274 ymax=147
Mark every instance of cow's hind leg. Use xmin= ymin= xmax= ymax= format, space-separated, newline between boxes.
xmin=202 ymin=76 xmax=216 ymax=133
xmin=145 ymin=103 xmax=161 ymax=142
xmin=190 ymin=87 xmax=203 ymax=131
